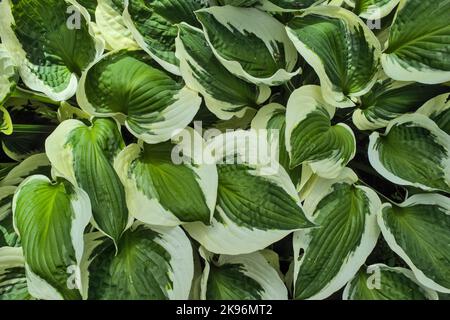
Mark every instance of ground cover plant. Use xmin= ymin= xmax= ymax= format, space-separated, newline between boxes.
xmin=0 ymin=0 xmax=449 ymax=300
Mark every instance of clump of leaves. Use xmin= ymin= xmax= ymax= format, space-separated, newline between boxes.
xmin=0 ymin=0 xmax=449 ymax=300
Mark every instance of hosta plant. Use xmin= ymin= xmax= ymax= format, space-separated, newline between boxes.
xmin=0 ymin=0 xmax=449 ymax=300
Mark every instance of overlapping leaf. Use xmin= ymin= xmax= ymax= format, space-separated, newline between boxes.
xmin=286 ymin=6 xmax=381 ymax=107
xmin=196 ymin=5 xmax=299 ymax=86
xmin=293 ymin=169 xmax=381 ymax=300
xmin=200 ymin=249 xmax=288 ymax=300
xmin=114 ymin=128 xmax=217 ymax=226
xmin=286 ymin=86 xmax=356 ymax=178
xmin=12 ymin=175 xmax=92 ymax=300
xmin=184 ymin=131 xmax=314 ymax=255
xmin=369 ymin=114 xmax=450 ymax=193
xmin=377 ymin=194 xmax=450 ymax=293
xmin=123 ymin=0 xmax=208 ymax=75
xmin=175 ymin=23 xmax=271 ymax=120
xmin=381 ymin=0 xmax=450 ymax=84
xmin=343 ymin=264 xmax=438 ymax=300
xmin=0 ymin=0 xmax=104 ymax=101
xmin=78 ymin=50 xmax=202 ymax=144
xmin=353 ymin=79 xmax=448 ymax=130
xmin=0 ymin=247 xmax=31 ymax=300
xmin=83 ymin=222 xmax=193 ymax=300
xmin=46 ymin=118 xmax=129 ymax=244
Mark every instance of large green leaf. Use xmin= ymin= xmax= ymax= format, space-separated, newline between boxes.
xmin=343 ymin=264 xmax=438 ymax=300
xmin=286 ymin=86 xmax=356 ymax=178
xmin=286 ymin=6 xmax=381 ymax=107
xmin=46 ymin=118 xmax=130 ymax=245
xmin=381 ymin=0 xmax=450 ymax=84
xmin=200 ymin=249 xmax=288 ymax=300
xmin=0 ymin=0 xmax=104 ymax=101
xmin=95 ymin=0 xmax=139 ymax=50
xmin=378 ymin=194 xmax=450 ymax=293
xmin=368 ymin=114 xmax=450 ymax=193
xmin=195 ymin=5 xmax=299 ymax=86
xmin=184 ymin=131 xmax=314 ymax=255
xmin=293 ymin=169 xmax=381 ymax=300
xmin=123 ymin=0 xmax=208 ymax=75
xmin=175 ymin=23 xmax=271 ymax=120
xmin=78 ymin=50 xmax=201 ymax=144
xmin=353 ymin=79 xmax=449 ymax=130
xmin=12 ymin=175 xmax=92 ymax=300
xmin=417 ymin=92 xmax=450 ymax=135
xmin=0 ymin=247 xmax=31 ymax=300
xmin=114 ymin=128 xmax=217 ymax=226
xmin=83 ymin=222 xmax=193 ymax=300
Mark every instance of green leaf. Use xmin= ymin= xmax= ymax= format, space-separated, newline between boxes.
xmin=257 ymin=0 xmax=318 ymax=12
xmin=378 ymin=194 xmax=450 ymax=293
xmin=251 ymin=103 xmax=301 ymax=183
xmin=114 ymin=128 xmax=217 ymax=226
xmin=0 ymin=153 xmax=51 ymax=187
xmin=417 ymin=92 xmax=450 ymax=135
xmin=0 ymin=44 xmax=18 ymax=105
xmin=0 ymin=187 xmax=20 ymax=247
xmin=12 ymin=175 xmax=92 ymax=300
xmin=217 ymin=0 xmax=260 ymax=6
xmin=293 ymin=169 xmax=381 ymax=300
xmin=368 ymin=114 xmax=450 ymax=193
xmin=200 ymin=249 xmax=288 ymax=300
xmin=353 ymin=79 xmax=449 ymax=130
xmin=196 ymin=5 xmax=299 ymax=86
xmin=343 ymin=264 xmax=438 ymax=300
xmin=286 ymin=86 xmax=356 ymax=178
xmin=175 ymin=23 xmax=271 ymax=120
xmin=95 ymin=0 xmax=140 ymax=50
xmin=0 ymin=106 xmax=13 ymax=136
xmin=77 ymin=0 xmax=98 ymax=19
xmin=78 ymin=50 xmax=201 ymax=144
xmin=84 ymin=222 xmax=194 ymax=300
xmin=184 ymin=131 xmax=314 ymax=255
xmin=350 ymin=0 xmax=400 ymax=19
xmin=0 ymin=247 xmax=31 ymax=300
xmin=0 ymin=0 xmax=104 ymax=101
xmin=123 ymin=0 xmax=208 ymax=75
xmin=286 ymin=6 xmax=381 ymax=107
xmin=2 ymin=124 xmax=55 ymax=161
xmin=46 ymin=118 xmax=130 ymax=245
xmin=382 ymin=0 xmax=450 ymax=84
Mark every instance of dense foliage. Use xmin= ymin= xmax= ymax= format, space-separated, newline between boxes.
xmin=0 ymin=0 xmax=449 ymax=300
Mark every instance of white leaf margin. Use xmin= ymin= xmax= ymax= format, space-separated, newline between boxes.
xmin=286 ymin=6 xmax=381 ymax=108
xmin=199 ymin=247 xmax=288 ymax=300
xmin=377 ymin=193 xmax=450 ymax=293
xmin=196 ymin=5 xmax=300 ymax=86
xmin=0 ymin=0 xmax=104 ymax=101
xmin=342 ymin=263 xmax=439 ymax=300
xmin=11 ymin=175 xmax=92 ymax=300
xmin=113 ymin=127 xmax=218 ymax=227
xmin=293 ymin=168 xmax=381 ymax=300
xmin=368 ymin=113 xmax=450 ymax=192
